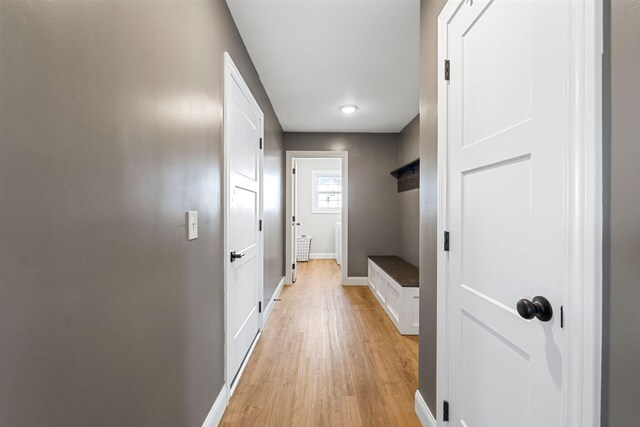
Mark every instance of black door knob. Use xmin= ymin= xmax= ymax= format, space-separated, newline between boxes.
xmin=516 ymin=296 xmax=553 ymax=322
xmin=230 ymin=251 xmax=245 ymax=262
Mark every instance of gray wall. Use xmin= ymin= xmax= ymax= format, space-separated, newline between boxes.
xmin=398 ymin=115 xmax=420 ymax=267
xmin=602 ymin=1 xmax=640 ymax=425
xmin=399 ymin=115 xmax=421 ymax=165
xmin=264 ymin=114 xmax=286 ymax=306
xmin=419 ymin=0 xmax=447 ymax=416
xmin=284 ymin=132 xmax=401 ymax=277
xmin=0 ymin=1 xmax=284 ymax=426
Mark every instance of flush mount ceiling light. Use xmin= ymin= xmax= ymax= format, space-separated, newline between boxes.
xmin=339 ymin=105 xmax=358 ymax=114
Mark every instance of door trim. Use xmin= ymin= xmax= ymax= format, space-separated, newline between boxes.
xmin=285 ymin=151 xmax=349 ymax=286
xmin=435 ymin=1 xmax=603 ymax=426
xmin=223 ymin=52 xmax=265 ymax=397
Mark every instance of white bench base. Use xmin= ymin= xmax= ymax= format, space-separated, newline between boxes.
xmin=367 ymin=259 xmax=419 ymax=335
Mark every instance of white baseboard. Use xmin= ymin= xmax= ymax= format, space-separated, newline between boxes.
xmin=263 ymin=276 xmax=285 ymax=327
xmin=309 ymin=252 xmax=337 ymax=259
xmin=202 ymin=385 xmax=229 ymax=427
xmin=343 ymin=276 xmax=368 ymax=286
xmin=415 ymin=391 xmax=437 ymax=427
xmin=229 ymin=331 xmax=261 ymax=396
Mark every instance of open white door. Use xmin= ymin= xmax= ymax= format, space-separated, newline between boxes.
xmin=224 ymin=53 xmax=263 ymax=392
xmin=443 ymin=1 xmax=571 ymax=425
xmin=290 ymin=160 xmax=298 ymax=282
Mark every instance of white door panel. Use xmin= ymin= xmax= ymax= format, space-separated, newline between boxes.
xmin=226 ymin=55 xmax=263 ymax=389
xmin=229 ymin=87 xmax=259 ymax=182
xmin=461 ymin=0 xmax=533 ymax=148
xmin=462 ymin=158 xmax=532 ymax=309
xmin=446 ymin=1 xmax=568 ymax=425
xmin=230 ymin=253 xmax=258 ymax=338
xmin=230 ymin=185 xmax=258 ymax=253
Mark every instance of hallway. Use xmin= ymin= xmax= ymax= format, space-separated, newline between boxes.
xmin=220 ymin=260 xmax=420 ymax=426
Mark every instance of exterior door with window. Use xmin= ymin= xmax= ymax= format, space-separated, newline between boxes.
xmin=444 ymin=1 xmax=569 ymax=425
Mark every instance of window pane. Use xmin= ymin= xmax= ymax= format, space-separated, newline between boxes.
xmin=314 ymin=173 xmax=341 ymax=211
xmin=318 ymin=193 xmax=340 ymax=201
xmin=318 ymin=176 xmax=341 ymax=186
xmin=317 ymin=176 xmax=342 ymax=193
xmin=317 ymin=191 xmax=341 ymax=209
xmin=318 ymin=184 xmax=341 ymax=192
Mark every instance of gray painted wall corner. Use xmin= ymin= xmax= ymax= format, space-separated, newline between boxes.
xmin=398 ymin=115 xmax=420 ymax=267
xmin=419 ymin=0 xmax=448 ymax=416
xmin=602 ymin=0 xmax=640 ymax=425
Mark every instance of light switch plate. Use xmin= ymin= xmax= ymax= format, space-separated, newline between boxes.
xmin=187 ymin=211 xmax=198 ymax=240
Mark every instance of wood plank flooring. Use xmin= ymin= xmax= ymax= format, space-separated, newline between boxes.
xmin=220 ymin=259 xmax=420 ymax=427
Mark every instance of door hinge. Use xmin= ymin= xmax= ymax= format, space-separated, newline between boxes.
xmin=292 ymin=168 xmax=296 ymax=174
xmin=259 ymin=138 xmax=263 ymax=149
xmin=292 ymin=215 xmax=296 ymax=222
xmin=560 ymin=305 xmax=564 ymax=328
xmin=444 ymin=231 xmax=450 ymax=251
xmin=258 ymin=301 xmax=262 ymax=313
xmin=258 ymin=219 xmax=263 ymax=231
xmin=444 ymin=59 xmax=450 ymax=81
xmin=292 ymin=263 xmax=296 ymax=270
xmin=443 ymin=400 xmax=449 ymax=422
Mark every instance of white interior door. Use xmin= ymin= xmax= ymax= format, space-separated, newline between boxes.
xmin=226 ymin=59 xmax=263 ymax=389
xmin=291 ymin=160 xmax=298 ymax=282
xmin=445 ymin=1 xmax=569 ymax=425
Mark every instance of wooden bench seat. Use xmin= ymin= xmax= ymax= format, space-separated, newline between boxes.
xmin=368 ymin=256 xmax=418 ymax=288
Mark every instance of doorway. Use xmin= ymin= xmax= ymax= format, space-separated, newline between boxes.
xmin=286 ymin=151 xmax=348 ymax=285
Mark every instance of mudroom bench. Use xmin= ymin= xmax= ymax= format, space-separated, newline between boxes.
xmin=367 ymin=256 xmax=419 ymax=335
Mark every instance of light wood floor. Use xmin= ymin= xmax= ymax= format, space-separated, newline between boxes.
xmin=220 ymin=259 xmax=420 ymax=427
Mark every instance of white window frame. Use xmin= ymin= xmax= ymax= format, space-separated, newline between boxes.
xmin=311 ymin=170 xmax=342 ymax=214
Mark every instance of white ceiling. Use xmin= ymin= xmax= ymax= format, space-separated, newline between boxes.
xmin=226 ymin=0 xmax=420 ymax=133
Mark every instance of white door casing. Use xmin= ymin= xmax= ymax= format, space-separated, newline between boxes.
xmin=285 ymin=151 xmax=349 ymax=285
xmin=436 ymin=1 xmax=603 ymax=426
xmin=224 ymin=53 xmax=264 ymax=394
